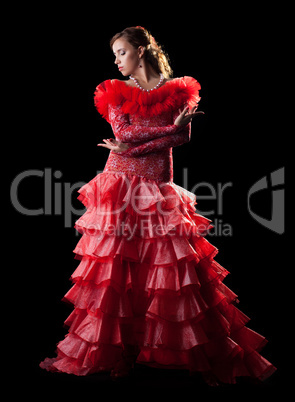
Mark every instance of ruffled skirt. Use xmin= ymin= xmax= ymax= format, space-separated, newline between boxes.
xmin=40 ymin=172 xmax=276 ymax=383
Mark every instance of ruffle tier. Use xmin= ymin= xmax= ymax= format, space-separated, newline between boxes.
xmin=40 ymin=172 xmax=276 ymax=383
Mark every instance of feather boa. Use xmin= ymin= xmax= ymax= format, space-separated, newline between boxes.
xmin=94 ymin=76 xmax=201 ymax=121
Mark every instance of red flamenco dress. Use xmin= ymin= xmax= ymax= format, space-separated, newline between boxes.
xmin=40 ymin=77 xmax=276 ymax=383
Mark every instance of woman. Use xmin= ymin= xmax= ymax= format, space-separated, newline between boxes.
xmin=40 ymin=26 xmax=276 ymax=385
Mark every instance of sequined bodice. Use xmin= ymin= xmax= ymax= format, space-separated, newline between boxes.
xmin=94 ymin=77 xmax=201 ymax=183
xmin=104 ymin=108 xmax=178 ymax=182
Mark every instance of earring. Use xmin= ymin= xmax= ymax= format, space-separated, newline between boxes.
xmin=138 ymin=58 xmax=142 ymax=68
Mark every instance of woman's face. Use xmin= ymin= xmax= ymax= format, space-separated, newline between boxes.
xmin=112 ymin=38 xmax=141 ymax=76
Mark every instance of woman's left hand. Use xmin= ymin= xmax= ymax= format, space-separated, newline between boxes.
xmin=97 ymin=138 xmax=130 ymax=153
xmin=174 ymin=105 xmax=205 ymax=126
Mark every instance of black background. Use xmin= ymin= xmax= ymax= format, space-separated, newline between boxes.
xmin=7 ymin=3 xmax=290 ymax=398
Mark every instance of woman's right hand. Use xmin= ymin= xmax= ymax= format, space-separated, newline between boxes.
xmin=174 ymin=105 xmax=205 ymax=126
xmin=97 ymin=138 xmax=130 ymax=153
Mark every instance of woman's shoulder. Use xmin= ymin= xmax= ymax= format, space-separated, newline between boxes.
xmin=168 ymin=76 xmax=200 ymax=86
xmin=164 ymin=76 xmax=201 ymax=106
xmin=95 ymin=78 xmax=135 ymax=93
xmin=94 ymin=79 xmax=123 ymax=121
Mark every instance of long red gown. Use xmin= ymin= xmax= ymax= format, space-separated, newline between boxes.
xmin=40 ymin=77 xmax=276 ymax=383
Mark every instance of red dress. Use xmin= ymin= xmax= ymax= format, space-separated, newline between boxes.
xmin=40 ymin=77 xmax=276 ymax=383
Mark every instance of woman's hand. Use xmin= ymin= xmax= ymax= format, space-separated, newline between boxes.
xmin=97 ymin=138 xmax=130 ymax=153
xmin=174 ymin=105 xmax=205 ymax=126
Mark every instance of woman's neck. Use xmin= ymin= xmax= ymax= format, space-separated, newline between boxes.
xmin=130 ymin=62 xmax=160 ymax=88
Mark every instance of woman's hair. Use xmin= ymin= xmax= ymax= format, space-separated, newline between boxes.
xmin=110 ymin=26 xmax=173 ymax=78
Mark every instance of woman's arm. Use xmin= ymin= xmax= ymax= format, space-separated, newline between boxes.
xmin=114 ymin=106 xmax=203 ymax=156
xmin=97 ymin=124 xmax=190 ymax=155
xmin=109 ymin=105 xmax=180 ymax=143
xmin=98 ymin=106 xmax=204 ymax=156
xmin=118 ymin=124 xmax=191 ymax=156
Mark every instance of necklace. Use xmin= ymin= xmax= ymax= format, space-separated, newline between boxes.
xmin=129 ymin=73 xmax=164 ymax=92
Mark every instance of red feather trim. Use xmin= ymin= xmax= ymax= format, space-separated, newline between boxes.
xmin=94 ymin=76 xmax=201 ymax=121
